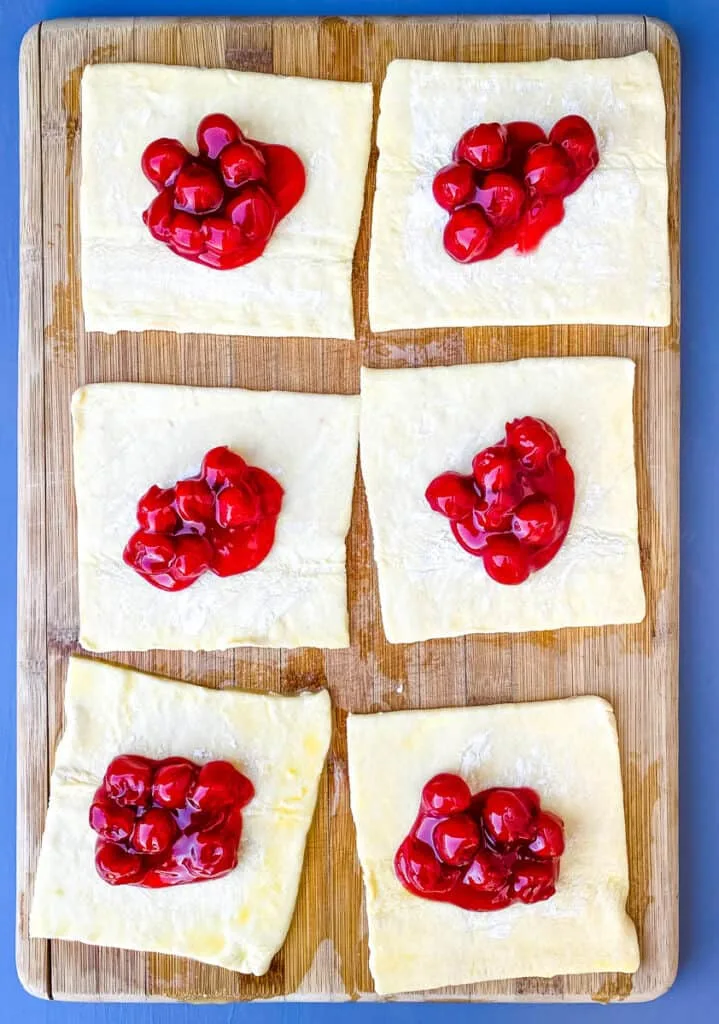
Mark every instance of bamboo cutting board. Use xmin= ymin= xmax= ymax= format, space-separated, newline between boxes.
xmin=17 ymin=15 xmax=680 ymax=1003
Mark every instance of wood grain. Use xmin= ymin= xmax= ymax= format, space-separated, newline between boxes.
xmin=17 ymin=15 xmax=680 ymax=1003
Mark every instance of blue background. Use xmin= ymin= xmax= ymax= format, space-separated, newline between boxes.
xmin=2 ymin=0 xmax=715 ymax=1019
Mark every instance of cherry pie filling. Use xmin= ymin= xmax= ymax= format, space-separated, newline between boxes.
xmin=123 ymin=446 xmax=284 ymax=592
xmin=90 ymin=754 xmax=254 ymax=888
xmin=432 ymin=115 xmax=599 ymax=262
xmin=141 ymin=113 xmax=306 ymax=269
xmin=426 ymin=416 xmax=574 ymax=585
xmin=395 ymin=773 xmax=565 ymax=911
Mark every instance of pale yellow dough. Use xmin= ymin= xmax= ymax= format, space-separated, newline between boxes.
xmin=72 ymin=383 xmax=359 ymax=651
xmin=347 ymin=696 xmax=639 ymax=995
xmin=30 ymin=657 xmax=332 ymax=975
xmin=369 ymin=52 xmax=670 ymax=332
xmin=360 ymin=358 xmax=645 ymax=643
xmin=81 ymin=63 xmax=373 ymax=338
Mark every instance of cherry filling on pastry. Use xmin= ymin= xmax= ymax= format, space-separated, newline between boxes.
xmin=432 ymin=116 xmax=599 ymax=262
xmin=141 ymin=113 xmax=306 ymax=269
xmin=123 ymin=446 xmax=284 ymax=592
xmin=90 ymin=755 xmax=254 ymax=888
xmin=426 ymin=416 xmax=574 ymax=586
xmin=395 ymin=773 xmax=565 ymax=911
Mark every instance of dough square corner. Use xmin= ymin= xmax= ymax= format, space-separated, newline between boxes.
xmin=347 ymin=696 xmax=639 ymax=995
xmin=359 ymin=358 xmax=645 ymax=643
xmin=72 ymin=382 xmax=360 ymax=652
xmin=80 ymin=62 xmax=373 ymax=339
xmin=368 ymin=51 xmax=670 ymax=332
xmin=29 ymin=657 xmax=332 ymax=974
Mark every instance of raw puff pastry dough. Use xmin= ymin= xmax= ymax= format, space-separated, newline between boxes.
xmin=369 ymin=52 xmax=670 ymax=332
xmin=81 ymin=63 xmax=373 ymax=339
xmin=30 ymin=657 xmax=332 ymax=975
xmin=347 ymin=696 xmax=639 ymax=995
xmin=360 ymin=358 xmax=645 ymax=643
xmin=73 ymin=383 xmax=359 ymax=651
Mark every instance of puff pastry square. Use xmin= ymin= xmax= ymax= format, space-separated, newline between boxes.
xmin=348 ymin=696 xmax=639 ymax=995
xmin=30 ymin=657 xmax=332 ymax=974
xmin=73 ymin=383 xmax=359 ymax=651
xmin=360 ymin=358 xmax=645 ymax=642
xmin=369 ymin=53 xmax=670 ymax=332
xmin=81 ymin=63 xmax=373 ymax=339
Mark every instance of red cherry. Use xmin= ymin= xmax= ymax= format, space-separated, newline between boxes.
xmin=89 ymin=799 xmax=135 ymax=842
xmin=136 ymin=485 xmax=178 ymax=533
xmin=104 ymin=755 xmax=154 ymax=808
xmin=475 ymin=172 xmax=525 ymax=227
xmin=198 ymin=246 xmax=265 ymax=271
xmin=152 ymin=760 xmax=197 ymax=809
xmin=516 ymin=195 xmax=565 ymax=253
xmin=472 ymin=446 xmax=515 ymax=494
xmin=433 ymin=814 xmax=481 ymax=867
xmin=474 ymin=489 xmax=519 ymax=532
xmin=506 ymin=121 xmax=548 ymax=172
xmin=123 ymin=530 xmax=175 ymax=575
xmin=512 ymin=498 xmax=558 ymax=547
xmin=425 ymin=472 xmax=477 ymax=521
xmin=463 ymin=850 xmax=511 ymax=894
xmin=443 ymin=206 xmax=493 ymax=263
xmin=482 ymin=788 xmax=537 ymax=846
xmin=220 ymin=140 xmax=267 ymax=188
xmin=482 ymin=536 xmax=530 ymax=585
xmin=528 ymin=811 xmax=565 ymax=859
xmin=432 ymin=162 xmax=476 ymax=211
xmin=141 ymin=138 xmax=189 ymax=190
xmin=505 ymin=416 xmax=561 ymax=470
xmin=190 ymin=761 xmax=254 ymax=813
xmin=201 ymin=447 xmax=249 ymax=489
xmin=143 ymin=189 xmax=174 ymax=242
xmin=524 ymin=143 xmax=573 ymax=197
xmin=216 ymin=482 xmax=262 ymax=528
xmin=175 ymin=478 xmax=215 ymax=523
xmin=187 ymin=829 xmax=239 ymax=879
xmin=173 ymin=535 xmax=213 ymax=583
xmin=249 ymin=468 xmax=284 ymax=517
xmin=200 ymin=216 xmax=246 ymax=255
xmin=210 ymin=518 xmax=276 ymax=576
xmin=549 ymin=115 xmax=598 ymax=178
xmin=196 ymin=113 xmax=241 ymax=160
xmin=173 ymin=163 xmax=224 ymax=215
xmin=95 ymin=842 xmax=145 ymax=886
xmin=226 ymin=185 xmax=278 ymax=245
xmin=131 ymin=808 xmax=177 ymax=855
xmin=169 ymin=212 xmax=205 ymax=255
xmin=451 ymin=513 xmax=488 ymax=555
xmin=455 ymin=122 xmax=508 ymax=170
xmin=512 ymin=860 xmax=557 ymax=903
xmin=395 ymin=837 xmax=459 ymax=896
xmin=421 ymin=774 xmax=472 ymax=816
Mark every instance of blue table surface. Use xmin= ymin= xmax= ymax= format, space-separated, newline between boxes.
xmin=2 ymin=0 xmax=716 ymax=1018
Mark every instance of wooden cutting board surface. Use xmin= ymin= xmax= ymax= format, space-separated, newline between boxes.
xmin=17 ymin=15 xmax=680 ymax=1003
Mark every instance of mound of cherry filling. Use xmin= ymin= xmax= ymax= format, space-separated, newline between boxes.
xmin=395 ymin=773 xmax=565 ymax=911
xmin=432 ymin=116 xmax=599 ymax=262
xmin=123 ymin=446 xmax=284 ymax=592
xmin=426 ymin=416 xmax=574 ymax=586
xmin=141 ymin=113 xmax=306 ymax=269
xmin=89 ymin=755 xmax=254 ymax=888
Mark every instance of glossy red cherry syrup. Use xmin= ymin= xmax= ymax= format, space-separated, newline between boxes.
xmin=90 ymin=754 xmax=254 ymax=888
xmin=432 ymin=116 xmax=599 ymax=263
xmin=426 ymin=417 xmax=574 ymax=586
xmin=123 ymin=446 xmax=284 ymax=592
xmin=395 ymin=773 xmax=565 ymax=911
xmin=141 ymin=113 xmax=306 ymax=269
